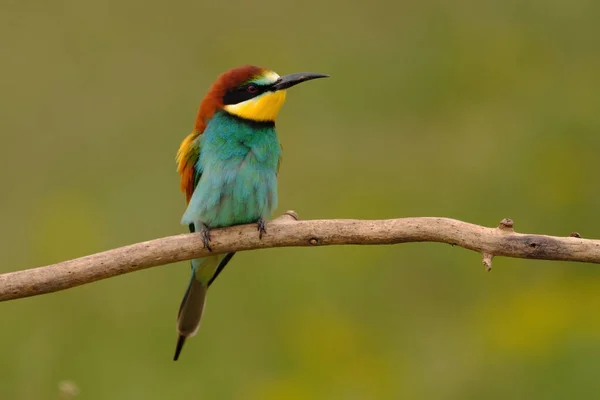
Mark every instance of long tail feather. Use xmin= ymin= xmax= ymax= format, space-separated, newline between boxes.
xmin=173 ymin=335 xmax=186 ymax=361
xmin=174 ymin=274 xmax=208 ymax=361
xmin=173 ymin=251 xmax=234 ymax=360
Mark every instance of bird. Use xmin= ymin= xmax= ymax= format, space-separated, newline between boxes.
xmin=173 ymin=65 xmax=329 ymax=360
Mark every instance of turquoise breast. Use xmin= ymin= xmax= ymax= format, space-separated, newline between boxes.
xmin=182 ymin=111 xmax=281 ymax=228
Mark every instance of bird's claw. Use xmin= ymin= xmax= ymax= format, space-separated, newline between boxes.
xmin=200 ymin=227 xmax=212 ymax=252
xmin=257 ymin=218 xmax=267 ymax=240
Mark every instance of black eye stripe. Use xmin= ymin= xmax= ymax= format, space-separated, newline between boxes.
xmin=223 ymin=83 xmax=269 ymax=105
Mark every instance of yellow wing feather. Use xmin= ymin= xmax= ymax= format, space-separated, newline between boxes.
xmin=176 ymin=131 xmax=201 ymax=203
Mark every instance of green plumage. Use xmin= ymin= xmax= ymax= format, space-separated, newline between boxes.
xmin=182 ymin=111 xmax=281 ymax=229
xmin=174 ymin=110 xmax=281 ymax=360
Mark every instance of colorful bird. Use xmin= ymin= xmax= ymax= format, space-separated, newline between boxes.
xmin=174 ymin=65 xmax=328 ymax=360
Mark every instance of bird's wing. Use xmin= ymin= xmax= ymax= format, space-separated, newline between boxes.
xmin=177 ymin=131 xmax=202 ymax=204
xmin=277 ymin=143 xmax=283 ymax=175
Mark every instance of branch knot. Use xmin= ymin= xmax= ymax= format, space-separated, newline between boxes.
xmin=498 ymin=218 xmax=514 ymax=232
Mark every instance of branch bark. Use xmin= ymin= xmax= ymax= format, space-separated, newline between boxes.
xmin=2 ymin=211 xmax=599 ymax=302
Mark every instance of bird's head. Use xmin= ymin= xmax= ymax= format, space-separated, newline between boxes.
xmin=194 ymin=65 xmax=328 ymax=131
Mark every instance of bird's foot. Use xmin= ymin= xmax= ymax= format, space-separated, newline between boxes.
xmin=200 ymin=226 xmax=212 ymax=252
xmin=257 ymin=218 xmax=267 ymax=240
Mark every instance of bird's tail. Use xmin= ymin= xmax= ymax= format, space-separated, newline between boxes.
xmin=173 ymin=253 xmax=233 ymax=361
xmin=174 ymin=270 xmax=208 ymax=361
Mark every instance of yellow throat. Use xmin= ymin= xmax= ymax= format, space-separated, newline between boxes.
xmin=223 ymin=90 xmax=287 ymax=122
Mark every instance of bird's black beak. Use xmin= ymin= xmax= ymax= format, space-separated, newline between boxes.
xmin=271 ymin=72 xmax=330 ymax=91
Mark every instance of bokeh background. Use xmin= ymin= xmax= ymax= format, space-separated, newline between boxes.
xmin=2 ymin=0 xmax=600 ymax=398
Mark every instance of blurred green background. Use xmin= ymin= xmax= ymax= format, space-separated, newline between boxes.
xmin=2 ymin=0 xmax=600 ymax=398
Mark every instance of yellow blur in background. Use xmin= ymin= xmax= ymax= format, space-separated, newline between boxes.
xmin=2 ymin=0 xmax=600 ymax=398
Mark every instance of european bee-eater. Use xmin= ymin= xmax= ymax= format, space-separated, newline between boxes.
xmin=174 ymin=65 xmax=328 ymax=360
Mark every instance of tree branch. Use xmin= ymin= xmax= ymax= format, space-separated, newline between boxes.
xmin=2 ymin=211 xmax=599 ymax=302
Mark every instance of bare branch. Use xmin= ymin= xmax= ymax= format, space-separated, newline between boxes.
xmin=2 ymin=211 xmax=600 ymax=302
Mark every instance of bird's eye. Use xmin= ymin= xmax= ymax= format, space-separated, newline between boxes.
xmin=246 ymin=84 xmax=258 ymax=94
